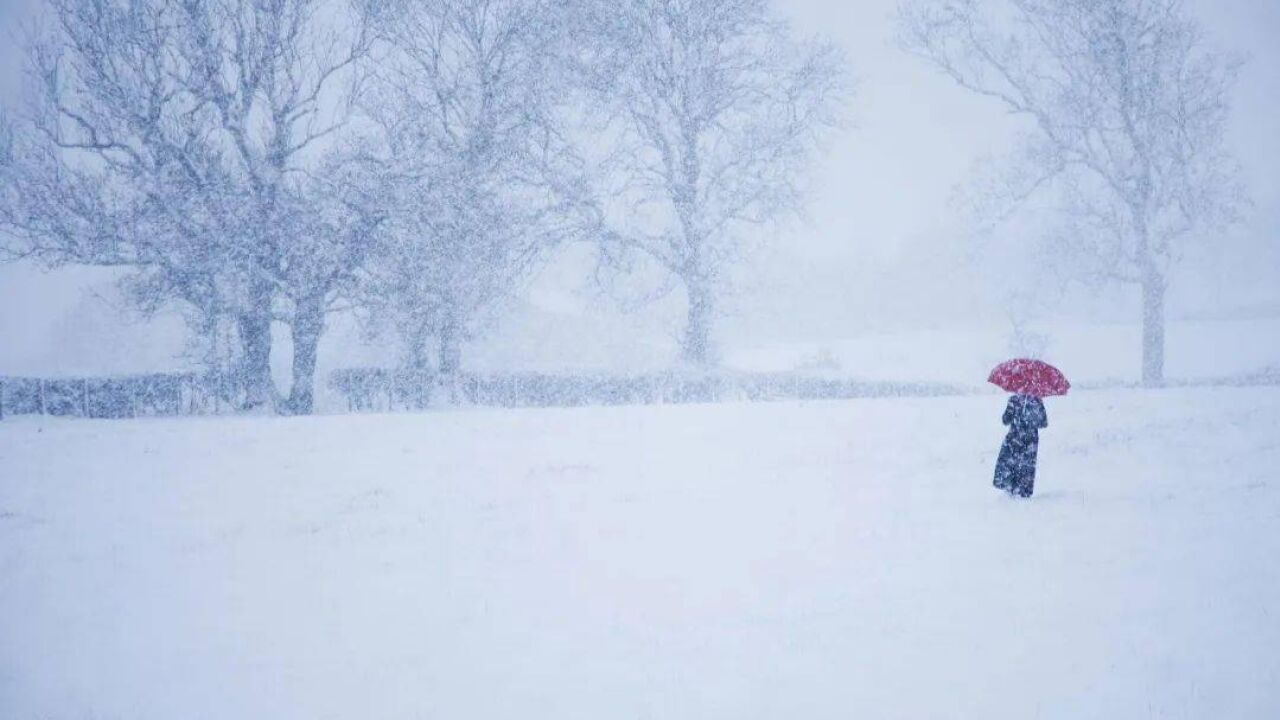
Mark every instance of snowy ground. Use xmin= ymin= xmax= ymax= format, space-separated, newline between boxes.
xmin=2 ymin=387 xmax=1279 ymax=719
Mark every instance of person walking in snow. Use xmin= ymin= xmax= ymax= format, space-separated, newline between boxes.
xmin=993 ymin=394 xmax=1047 ymax=498
xmin=987 ymin=358 xmax=1067 ymax=499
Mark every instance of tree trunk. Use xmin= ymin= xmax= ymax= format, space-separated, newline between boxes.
xmin=437 ymin=309 xmax=464 ymax=405
xmin=401 ymin=322 xmax=433 ymax=411
xmin=237 ymin=278 xmax=276 ymax=411
xmin=1141 ymin=272 xmax=1166 ymax=387
xmin=681 ymin=278 xmax=714 ymax=368
xmin=286 ymin=295 xmax=325 ymax=415
xmin=237 ymin=311 xmax=274 ymax=411
xmin=439 ymin=318 xmax=462 ymax=377
xmin=402 ymin=321 xmax=432 ymax=374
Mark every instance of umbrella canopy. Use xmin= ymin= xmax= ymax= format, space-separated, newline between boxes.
xmin=988 ymin=358 xmax=1070 ymax=397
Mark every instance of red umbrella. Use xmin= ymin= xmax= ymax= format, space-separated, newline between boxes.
xmin=988 ymin=358 xmax=1070 ymax=397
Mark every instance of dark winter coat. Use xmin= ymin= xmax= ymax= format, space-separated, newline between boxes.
xmin=993 ymin=394 xmax=1047 ymax=497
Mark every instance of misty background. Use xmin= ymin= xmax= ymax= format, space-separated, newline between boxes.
xmin=0 ymin=0 xmax=1276 ymax=381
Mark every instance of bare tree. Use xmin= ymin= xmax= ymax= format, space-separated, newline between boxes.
xmin=900 ymin=0 xmax=1246 ymax=385
xmin=0 ymin=0 xmax=373 ymax=412
xmin=175 ymin=0 xmax=375 ymax=413
xmin=361 ymin=0 xmax=588 ymax=390
xmin=577 ymin=0 xmax=845 ymax=367
xmin=277 ymin=153 xmax=385 ymax=414
xmin=1 ymin=1 xmax=241 ymax=391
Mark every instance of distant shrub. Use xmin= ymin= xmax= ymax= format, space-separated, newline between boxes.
xmin=324 ymin=369 xmax=966 ymax=412
xmin=328 ymin=368 xmax=435 ymax=412
xmin=0 ymin=373 xmax=199 ymax=419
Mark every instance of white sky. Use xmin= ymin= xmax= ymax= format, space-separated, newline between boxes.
xmin=0 ymin=0 xmax=1277 ymax=374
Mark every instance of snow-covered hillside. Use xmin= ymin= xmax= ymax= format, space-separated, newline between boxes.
xmin=2 ymin=388 xmax=1279 ymax=719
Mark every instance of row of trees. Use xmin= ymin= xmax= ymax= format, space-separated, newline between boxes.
xmin=0 ymin=0 xmax=1247 ymax=412
xmin=0 ymin=0 xmax=846 ymax=413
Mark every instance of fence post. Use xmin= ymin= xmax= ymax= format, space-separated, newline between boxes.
xmin=81 ymin=378 xmax=90 ymax=418
xmin=38 ymin=379 xmax=46 ymax=416
xmin=0 ymin=378 xmax=5 ymax=420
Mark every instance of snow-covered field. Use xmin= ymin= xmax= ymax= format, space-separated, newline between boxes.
xmin=2 ymin=387 xmax=1279 ymax=719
